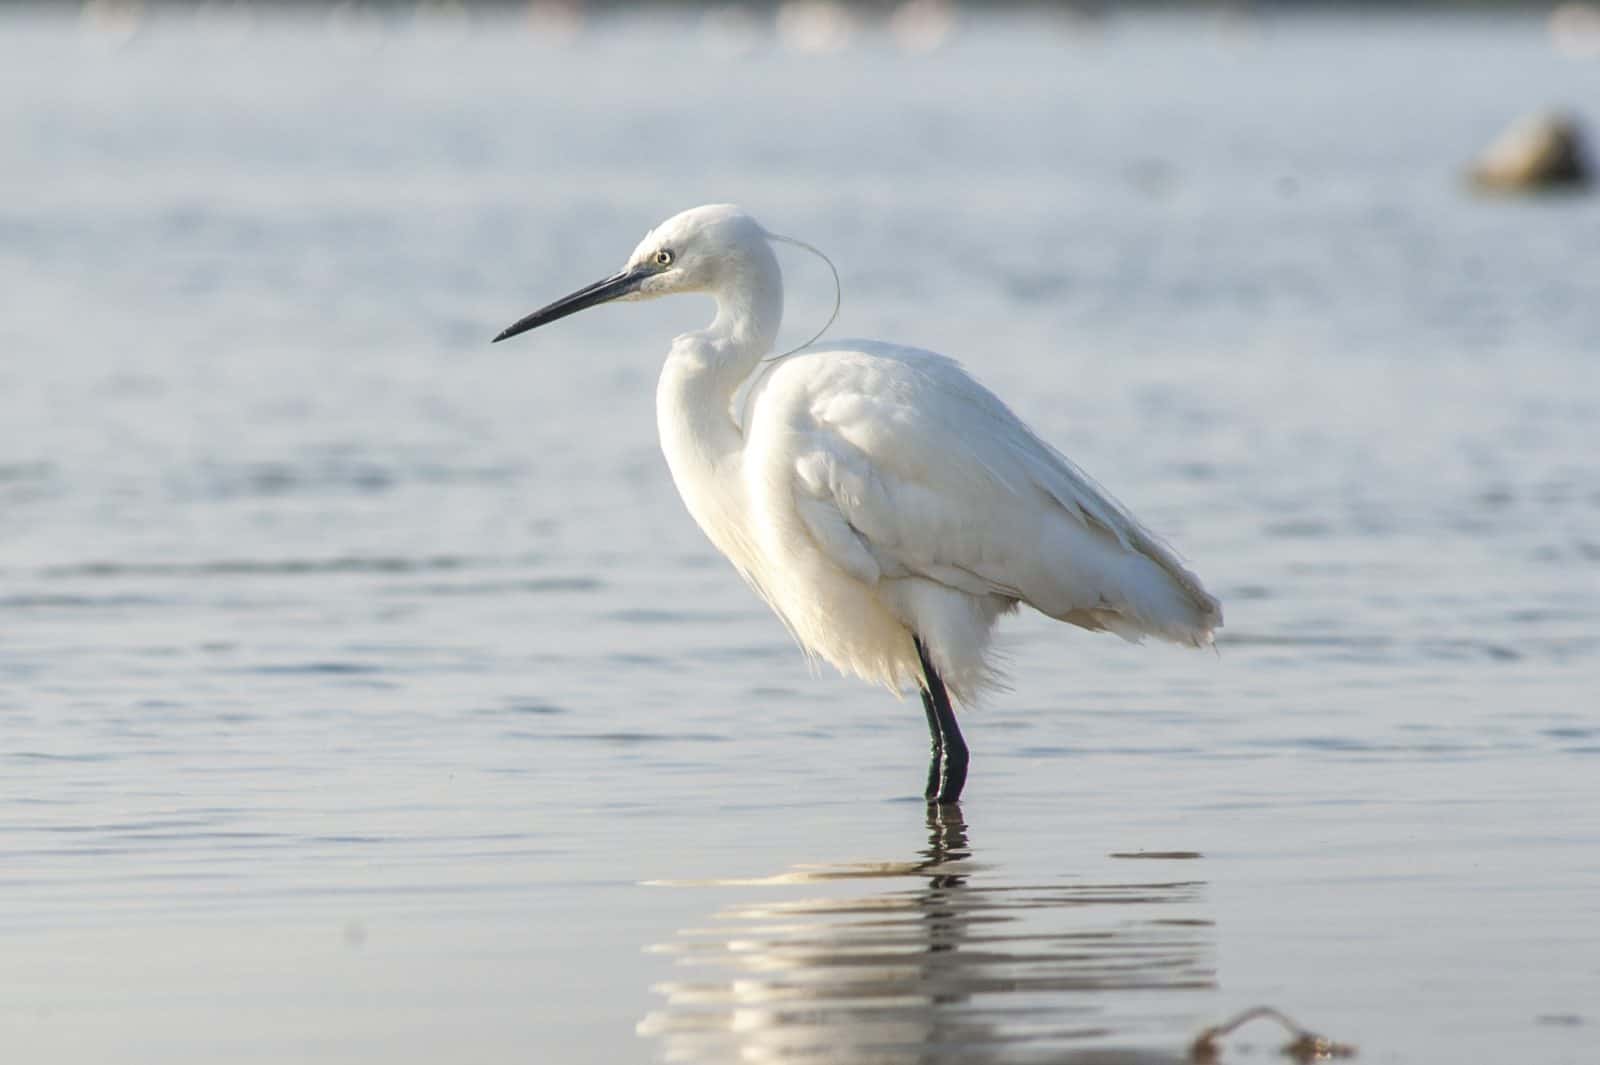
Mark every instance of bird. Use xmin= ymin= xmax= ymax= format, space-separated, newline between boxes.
xmin=493 ymin=204 xmax=1221 ymax=805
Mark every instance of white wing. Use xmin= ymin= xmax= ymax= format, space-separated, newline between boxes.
xmin=749 ymin=341 xmax=1221 ymax=647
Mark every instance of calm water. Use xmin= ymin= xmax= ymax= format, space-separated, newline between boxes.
xmin=3 ymin=8 xmax=1599 ymax=1064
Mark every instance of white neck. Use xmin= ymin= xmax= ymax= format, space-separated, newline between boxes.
xmin=662 ymin=238 xmax=785 ymax=431
xmin=709 ymin=242 xmax=784 ymax=367
xmin=655 ymin=244 xmax=784 ymax=570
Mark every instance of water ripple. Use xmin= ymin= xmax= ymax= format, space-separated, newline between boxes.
xmin=640 ymin=809 xmax=1214 ymax=1064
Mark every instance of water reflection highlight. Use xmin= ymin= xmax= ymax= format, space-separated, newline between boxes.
xmin=640 ymin=808 xmax=1215 ymax=1064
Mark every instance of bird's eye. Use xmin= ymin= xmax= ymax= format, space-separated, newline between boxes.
xmin=654 ymin=249 xmax=674 ymax=267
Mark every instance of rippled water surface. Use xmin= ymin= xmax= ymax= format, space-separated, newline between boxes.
xmin=3 ymin=8 xmax=1599 ymax=1064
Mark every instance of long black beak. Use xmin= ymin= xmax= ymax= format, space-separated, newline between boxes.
xmin=492 ymin=265 xmax=651 ymax=344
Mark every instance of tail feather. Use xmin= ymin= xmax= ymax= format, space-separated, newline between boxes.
xmin=1044 ymin=528 xmax=1222 ymax=648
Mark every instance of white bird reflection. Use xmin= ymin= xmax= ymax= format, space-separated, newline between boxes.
xmin=639 ymin=810 xmax=1215 ymax=1064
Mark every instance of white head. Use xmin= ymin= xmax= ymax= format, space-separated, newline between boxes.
xmin=493 ymin=204 xmax=782 ymax=344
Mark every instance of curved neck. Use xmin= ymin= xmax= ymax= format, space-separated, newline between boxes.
xmin=654 ymin=238 xmax=785 ymax=577
xmin=707 ymin=241 xmax=783 ymax=365
xmin=656 ymin=237 xmax=785 ymax=503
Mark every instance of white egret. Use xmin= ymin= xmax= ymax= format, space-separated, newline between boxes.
xmin=494 ymin=204 xmax=1221 ymax=804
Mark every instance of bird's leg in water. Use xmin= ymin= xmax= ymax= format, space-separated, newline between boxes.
xmin=920 ymin=688 xmax=944 ymax=801
xmin=915 ymin=637 xmax=968 ymax=805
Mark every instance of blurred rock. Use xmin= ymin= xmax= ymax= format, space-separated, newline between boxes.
xmin=523 ymin=0 xmax=584 ymax=44
xmin=776 ymin=0 xmax=855 ymax=54
xmin=890 ymin=0 xmax=957 ymax=54
xmin=1550 ymin=2 xmax=1600 ymax=60
xmin=1468 ymin=113 xmax=1592 ymax=193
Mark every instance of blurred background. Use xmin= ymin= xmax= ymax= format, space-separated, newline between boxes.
xmin=3 ymin=3 xmax=1598 ymax=1065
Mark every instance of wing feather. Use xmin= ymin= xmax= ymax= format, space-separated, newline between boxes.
xmin=767 ymin=342 xmax=1221 ymax=644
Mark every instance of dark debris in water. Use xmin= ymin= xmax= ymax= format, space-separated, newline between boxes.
xmin=248 ymin=662 xmax=383 ymax=676
xmin=499 ymin=701 xmax=568 ymax=716
xmin=1190 ymin=1006 xmax=1356 ymax=1063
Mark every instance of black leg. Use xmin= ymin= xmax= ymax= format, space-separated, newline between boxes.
xmin=915 ymin=637 xmax=969 ymax=805
xmin=920 ymin=688 xmax=943 ymax=801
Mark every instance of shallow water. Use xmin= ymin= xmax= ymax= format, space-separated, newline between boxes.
xmin=3 ymin=7 xmax=1599 ymax=1064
